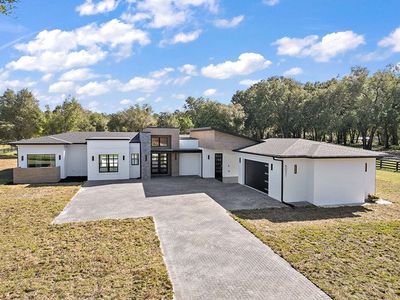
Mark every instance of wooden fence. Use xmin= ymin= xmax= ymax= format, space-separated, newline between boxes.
xmin=376 ymin=158 xmax=400 ymax=172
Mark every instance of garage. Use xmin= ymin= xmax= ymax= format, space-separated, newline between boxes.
xmin=244 ymin=159 xmax=269 ymax=194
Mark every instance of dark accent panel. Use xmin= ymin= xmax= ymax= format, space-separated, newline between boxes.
xmin=215 ymin=153 xmax=223 ymax=181
xmin=245 ymin=159 xmax=269 ymax=194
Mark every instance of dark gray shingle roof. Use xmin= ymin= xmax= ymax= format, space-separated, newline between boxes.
xmin=10 ymin=132 xmax=139 ymax=145
xmin=235 ymin=138 xmax=385 ymax=158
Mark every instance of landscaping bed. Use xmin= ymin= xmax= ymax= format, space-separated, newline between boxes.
xmin=0 ymin=183 xmax=173 ymax=299
xmin=234 ymin=170 xmax=400 ymax=300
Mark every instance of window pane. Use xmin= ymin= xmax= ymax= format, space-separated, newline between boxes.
xmin=99 ymin=154 xmax=118 ymax=173
xmin=27 ymin=154 xmax=56 ymax=168
xmin=160 ymin=137 xmax=168 ymax=147
xmin=151 ymin=137 xmax=159 ymax=147
xmin=131 ymin=153 xmax=139 ymax=165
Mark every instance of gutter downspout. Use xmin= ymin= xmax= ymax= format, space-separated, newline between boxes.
xmin=273 ymin=157 xmax=294 ymax=208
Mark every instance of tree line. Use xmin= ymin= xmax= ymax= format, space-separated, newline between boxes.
xmin=0 ymin=66 xmax=399 ymax=150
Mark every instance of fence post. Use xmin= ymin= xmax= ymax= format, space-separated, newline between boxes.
xmin=380 ymin=160 xmax=383 ymax=169
xmin=397 ymin=161 xmax=399 ymax=172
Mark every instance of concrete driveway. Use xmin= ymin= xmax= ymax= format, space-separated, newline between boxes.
xmin=54 ymin=177 xmax=329 ymax=300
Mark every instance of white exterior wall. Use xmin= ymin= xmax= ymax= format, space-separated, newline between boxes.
xmin=65 ymin=144 xmax=87 ymax=177
xmin=179 ymin=139 xmax=199 ymax=149
xmin=179 ymin=153 xmax=201 ymax=176
xmin=238 ymin=153 xmax=282 ymax=202
xmin=129 ymin=143 xmax=141 ymax=179
xmin=17 ymin=145 xmax=67 ymax=178
xmin=312 ymin=158 xmax=376 ymax=206
xmin=87 ymin=140 xmax=130 ymax=180
xmin=201 ymin=148 xmax=239 ymax=180
xmin=282 ymin=158 xmax=314 ymax=203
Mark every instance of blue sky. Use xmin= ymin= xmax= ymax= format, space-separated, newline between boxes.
xmin=0 ymin=0 xmax=399 ymax=113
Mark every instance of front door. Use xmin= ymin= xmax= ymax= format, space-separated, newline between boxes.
xmin=215 ymin=153 xmax=223 ymax=181
xmin=151 ymin=153 xmax=169 ymax=175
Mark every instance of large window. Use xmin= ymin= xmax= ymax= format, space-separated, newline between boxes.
xmin=99 ymin=154 xmax=118 ymax=173
xmin=151 ymin=136 xmax=169 ymax=147
xmin=27 ymin=154 xmax=56 ymax=168
xmin=131 ymin=153 xmax=140 ymax=165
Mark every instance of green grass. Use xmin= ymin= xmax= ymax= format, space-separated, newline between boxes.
xmin=234 ymin=170 xmax=400 ymax=300
xmin=0 ymin=183 xmax=173 ymax=299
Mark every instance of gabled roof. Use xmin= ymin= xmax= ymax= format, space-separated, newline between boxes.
xmin=10 ymin=132 xmax=139 ymax=145
xmin=234 ymin=138 xmax=385 ymax=158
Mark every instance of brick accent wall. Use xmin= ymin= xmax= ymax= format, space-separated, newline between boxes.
xmin=13 ymin=167 xmax=60 ymax=184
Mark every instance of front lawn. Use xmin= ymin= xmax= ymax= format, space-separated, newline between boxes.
xmin=234 ymin=170 xmax=400 ymax=300
xmin=0 ymin=183 xmax=173 ymax=299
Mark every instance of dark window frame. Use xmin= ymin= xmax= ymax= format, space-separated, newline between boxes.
xmin=131 ymin=153 xmax=140 ymax=165
xmin=27 ymin=154 xmax=56 ymax=168
xmin=151 ymin=136 xmax=169 ymax=147
xmin=99 ymin=154 xmax=119 ymax=173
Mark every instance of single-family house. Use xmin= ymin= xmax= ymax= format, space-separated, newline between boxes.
xmin=10 ymin=128 xmax=383 ymax=206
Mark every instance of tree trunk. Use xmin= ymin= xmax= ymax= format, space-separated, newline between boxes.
xmin=390 ymin=124 xmax=399 ymax=145
xmin=366 ymin=127 xmax=376 ymax=150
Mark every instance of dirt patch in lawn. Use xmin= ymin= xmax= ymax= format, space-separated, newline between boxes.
xmin=0 ymin=183 xmax=173 ymax=299
xmin=234 ymin=170 xmax=400 ymax=300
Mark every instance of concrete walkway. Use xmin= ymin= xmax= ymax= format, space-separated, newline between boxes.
xmin=54 ymin=178 xmax=330 ymax=300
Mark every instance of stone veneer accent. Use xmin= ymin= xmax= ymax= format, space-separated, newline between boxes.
xmin=139 ymin=132 xmax=151 ymax=179
xmin=13 ymin=166 xmax=60 ymax=184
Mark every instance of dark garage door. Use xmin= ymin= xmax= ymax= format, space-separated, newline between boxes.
xmin=245 ymin=159 xmax=269 ymax=194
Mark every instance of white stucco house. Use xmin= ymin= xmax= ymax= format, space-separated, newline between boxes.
xmin=10 ymin=127 xmax=384 ymax=207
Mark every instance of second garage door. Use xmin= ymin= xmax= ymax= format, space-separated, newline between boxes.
xmin=245 ymin=159 xmax=269 ymax=194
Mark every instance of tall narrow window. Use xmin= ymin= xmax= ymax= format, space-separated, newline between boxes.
xmin=365 ymin=162 xmax=368 ymax=172
xmin=27 ymin=154 xmax=56 ymax=168
xmin=294 ymin=164 xmax=298 ymax=174
xmin=131 ymin=153 xmax=140 ymax=165
xmin=99 ymin=154 xmax=118 ymax=173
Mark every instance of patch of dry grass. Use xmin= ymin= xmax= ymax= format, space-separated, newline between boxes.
xmin=0 ymin=183 xmax=173 ymax=299
xmin=234 ymin=170 xmax=400 ymax=300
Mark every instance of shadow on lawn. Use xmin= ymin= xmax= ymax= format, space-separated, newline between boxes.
xmin=0 ymin=168 xmax=13 ymax=184
xmin=234 ymin=205 xmax=373 ymax=223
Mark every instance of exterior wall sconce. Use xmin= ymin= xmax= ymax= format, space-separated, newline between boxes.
xmin=208 ymin=155 xmax=210 ymax=160
xmin=21 ymin=155 xmax=24 ymax=161
xmin=271 ymin=164 xmax=273 ymax=171
xmin=59 ymin=155 xmax=61 ymax=160
xmin=239 ymin=157 xmax=241 ymax=163
xmin=92 ymin=156 xmax=94 ymax=161
xmin=123 ymin=155 xmax=125 ymax=161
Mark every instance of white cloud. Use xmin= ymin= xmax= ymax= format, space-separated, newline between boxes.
xmin=263 ymin=0 xmax=279 ymax=6
xmin=171 ymin=75 xmax=191 ymax=85
xmin=41 ymin=73 xmax=53 ymax=82
xmin=273 ymin=35 xmax=318 ymax=56
xmin=7 ymin=19 xmax=150 ymax=72
xmin=121 ymin=12 xmax=151 ymax=23
xmin=201 ymin=52 xmax=272 ymax=79
xmin=48 ymin=81 xmax=76 ymax=93
xmin=162 ymin=30 xmax=202 ymax=46
xmin=136 ymin=96 xmax=146 ymax=102
xmin=76 ymin=0 xmax=119 ymax=16
xmin=59 ymin=68 xmax=99 ymax=81
xmin=7 ymin=48 xmax=107 ymax=72
xmin=273 ymin=31 xmax=365 ymax=62
xmin=379 ymin=27 xmax=400 ymax=53
xmin=179 ymin=64 xmax=197 ymax=75
xmin=0 ymin=77 xmax=37 ymax=90
xmin=134 ymin=0 xmax=218 ymax=29
xmin=77 ymin=81 xmax=114 ymax=96
xmin=87 ymin=100 xmax=100 ymax=112
xmin=120 ymin=98 xmax=132 ymax=105
xmin=172 ymin=93 xmax=186 ymax=100
xmin=239 ymin=79 xmax=261 ymax=86
xmin=121 ymin=76 xmax=160 ymax=92
xmin=154 ymin=96 xmax=163 ymax=103
xmin=214 ymin=15 xmax=244 ymax=28
xmin=203 ymin=88 xmax=217 ymax=96
xmin=283 ymin=67 xmax=303 ymax=76
xmin=150 ymin=67 xmax=174 ymax=78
